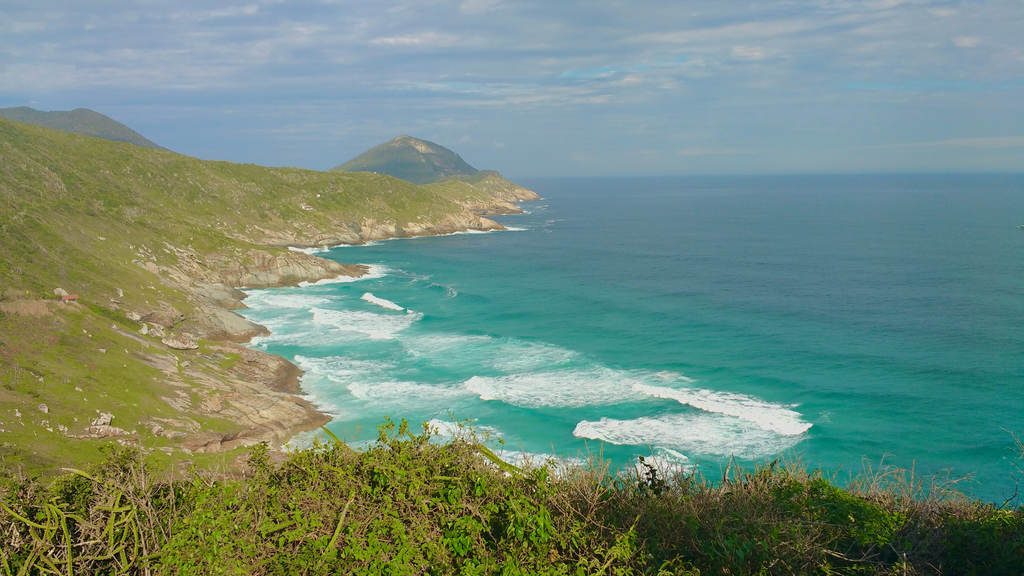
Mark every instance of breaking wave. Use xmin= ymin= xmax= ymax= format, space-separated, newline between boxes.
xmin=631 ymin=383 xmax=811 ymax=436
xmin=361 ymin=292 xmax=405 ymax=311
xmin=310 ymin=307 xmax=421 ymax=340
xmin=574 ymin=413 xmax=804 ymax=460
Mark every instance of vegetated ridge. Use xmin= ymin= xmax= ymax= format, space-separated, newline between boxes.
xmin=0 ymin=116 xmax=537 ymax=472
xmin=336 ymin=135 xmax=489 ymax=184
xmin=0 ymin=106 xmax=163 ymax=149
xmin=335 ymin=135 xmax=537 ymax=213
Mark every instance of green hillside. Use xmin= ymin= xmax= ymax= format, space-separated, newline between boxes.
xmin=0 ymin=117 xmax=529 ymax=472
xmin=334 ymin=135 xmax=481 ymax=184
xmin=0 ymin=106 xmax=163 ymax=149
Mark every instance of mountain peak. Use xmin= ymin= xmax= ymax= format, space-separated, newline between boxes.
xmin=0 ymin=106 xmax=163 ymax=149
xmin=333 ymin=135 xmax=479 ymax=184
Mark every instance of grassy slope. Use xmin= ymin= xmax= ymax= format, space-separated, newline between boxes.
xmin=0 ymin=118 xmax=510 ymax=472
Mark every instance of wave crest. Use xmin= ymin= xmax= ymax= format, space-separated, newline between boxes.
xmin=574 ymin=413 xmax=803 ymax=459
xmin=361 ymin=292 xmax=405 ymax=311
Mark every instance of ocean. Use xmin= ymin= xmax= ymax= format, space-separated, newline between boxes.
xmin=241 ymin=174 xmax=1024 ymax=502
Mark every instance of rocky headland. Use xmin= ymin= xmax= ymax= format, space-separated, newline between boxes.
xmin=0 ymin=116 xmax=538 ymax=469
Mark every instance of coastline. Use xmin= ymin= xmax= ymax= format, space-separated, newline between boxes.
xmin=0 ymin=117 xmax=546 ymax=469
xmin=192 ymin=190 xmax=541 ymax=454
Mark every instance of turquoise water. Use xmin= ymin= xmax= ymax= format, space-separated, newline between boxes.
xmin=241 ymin=174 xmax=1024 ymax=502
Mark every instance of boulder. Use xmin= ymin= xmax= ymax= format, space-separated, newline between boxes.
xmin=162 ymin=333 xmax=199 ymax=350
xmin=91 ymin=412 xmax=113 ymax=426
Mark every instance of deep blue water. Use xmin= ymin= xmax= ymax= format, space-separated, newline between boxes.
xmin=242 ymin=174 xmax=1024 ymax=502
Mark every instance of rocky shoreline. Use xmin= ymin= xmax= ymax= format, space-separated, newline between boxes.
xmin=159 ymin=185 xmax=540 ymax=454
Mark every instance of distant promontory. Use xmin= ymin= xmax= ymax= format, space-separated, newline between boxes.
xmin=0 ymin=106 xmax=163 ymax=149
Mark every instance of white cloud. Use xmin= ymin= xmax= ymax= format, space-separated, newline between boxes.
xmin=169 ymin=4 xmax=260 ymax=22
xmin=635 ymin=18 xmax=820 ymax=46
xmin=616 ymin=74 xmax=645 ymax=86
xmin=953 ymin=36 xmax=980 ymax=48
xmin=369 ymin=32 xmax=461 ymax=48
xmin=731 ymin=45 xmax=766 ymax=60
xmin=1 ymin=0 xmax=1021 ymax=174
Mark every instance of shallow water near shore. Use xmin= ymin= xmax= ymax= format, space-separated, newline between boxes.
xmin=242 ymin=174 xmax=1024 ymax=502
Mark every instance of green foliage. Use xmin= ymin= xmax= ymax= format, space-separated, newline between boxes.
xmin=3 ymin=431 xmax=1021 ymax=575
xmin=803 ymin=477 xmax=906 ymax=550
xmin=939 ymin=506 xmax=1024 ymax=574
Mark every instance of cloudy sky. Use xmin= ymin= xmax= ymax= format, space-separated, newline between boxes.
xmin=1 ymin=1 xmax=1021 ymax=176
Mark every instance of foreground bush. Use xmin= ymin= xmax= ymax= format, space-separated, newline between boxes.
xmin=1 ymin=421 xmax=1022 ymax=575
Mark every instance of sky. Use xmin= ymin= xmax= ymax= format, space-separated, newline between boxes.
xmin=1 ymin=0 xmax=1022 ymax=176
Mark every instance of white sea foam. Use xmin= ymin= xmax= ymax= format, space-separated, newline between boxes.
xmin=632 ymin=383 xmax=811 ymax=436
xmin=433 ymin=226 xmax=529 ymax=238
xmin=287 ymin=245 xmax=329 ymax=255
xmin=294 ymin=355 xmax=394 ymax=380
xmin=361 ymin=292 xmax=405 ymax=311
xmin=405 ymin=333 xmax=493 ymax=358
xmin=635 ymin=448 xmax=694 ymax=479
xmin=243 ymin=291 xmax=330 ymax=310
xmin=450 ymin=229 xmax=492 ymax=235
xmin=489 ymin=341 xmax=578 ymax=371
xmin=653 ymin=370 xmax=695 ymax=383
xmin=346 ymin=379 xmax=468 ymax=401
xmin=463 ymin=367 xmax=648 ymax=408
xmin=573 ymin=413 xmax=802 ymax=460
xmin=294 ymin=355 xmax=469 ymax=418
xmin=495 ymin=450 xmax=585 ymax=469
xmin=426 ymin=419 xmax=502 ymax=441
xmin=311 ymin=307 xmax=420 ymax=340
xmin=298 ymin=264 xmax=389 ymax=286
xmin=329 ymin=241 xmax=380 ymax=248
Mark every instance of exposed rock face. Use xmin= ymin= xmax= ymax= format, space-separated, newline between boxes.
xmin=91 ymin=412 xmax=113 ymax=426
xmin=161 ymin=333 xmax=199 ymax=350
xmin=473 ymin=172 xmax=543 ymax=203
xmin=83 ymin=425 xmax=130 ymax=438
xmin=72 ymin=412 xmax=131 ymax=438
xmin=142 ymin=305 xmax=184 ymax=328
xmin=207 ymin=250 xmax=365 ymax=288
xmin=354 ymin=214 xmax=504 ymax=242
xmin=447 ymin=173 xmax=542 ymax=216
xmin=179 ymin=343 xmax=328 ymax=452
xmin=194 ymin=306 xmax=268 ymax=342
